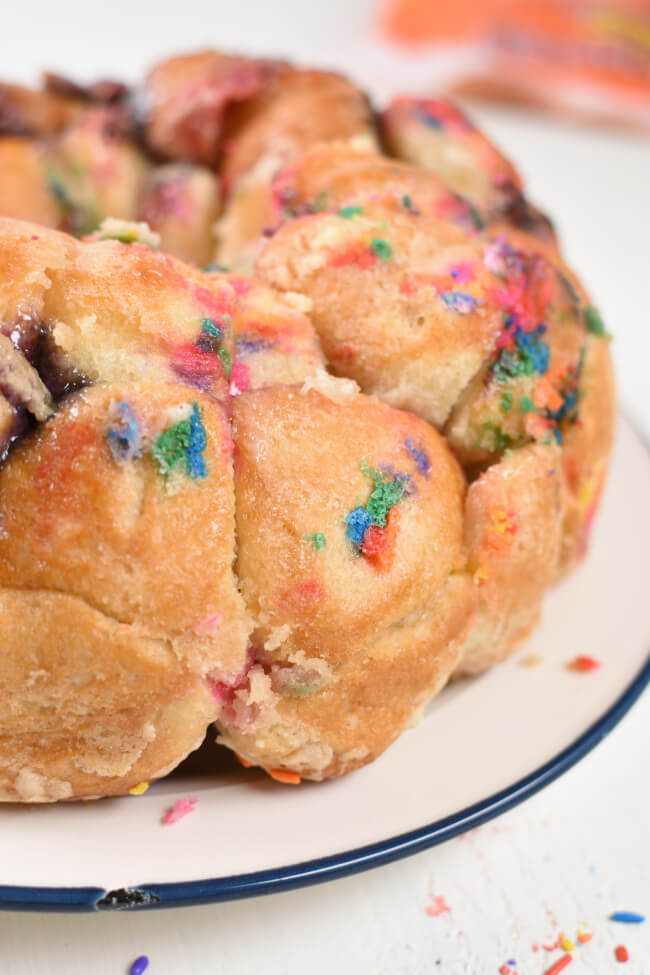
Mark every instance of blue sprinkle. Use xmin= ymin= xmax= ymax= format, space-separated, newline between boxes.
xmin=404 ymin=437 xmax=431 ymax=477
xmin=130 ymin=957 xmax=149 ymax=975
xmin=201 ymin=317 xmax=224 ymax=339
xmin=236 ymin=333 xmax=276 ymax=355
xmin=107 ymin=401 xmax=142 ymax=462
xmin=515 ymin=325 xmax=550 ymax=374
xmin=377 ymin=464 xmax=417 ymax=497
xmin=609 ymin=911 xmax=645 ymax=924
xmin=440 ymin=291 xmax=478 ymax=314
xmin=186 ymin=403 xmax=208 ymax=479
xmin=416 ymin=106 xmax=442 ymax=129
xmin=345 ymin=506 xmax=371 ymax=549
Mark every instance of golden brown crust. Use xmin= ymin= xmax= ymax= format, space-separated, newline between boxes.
xmin=215 ymin=72 xmax=377 ymax=264
xmin=0 ymin=139 xmax=63 ymax=228
xmin=142 ymin=50 xmax=285 ymax=165
xmin=256 ymin=202 xmax=504 ymax=427
xmin=0 ymin=82 xmax=84 ymax=137
xmin=229 ymin=276 xmax=325 ymax=392
xmin=0 ymin=223 xmax=252 ymax=798
xmin=0 ymin=49 xmax=618 ymax=792
xmin=138 ymin=163 xmax=221 ymax=267
xmin=221 ymin=385 xmax=469 ymax=777
xmin=456 ymin=443 xmax=565 ymax=676
xmin=380 ymin=96 xmax=555 ymax=246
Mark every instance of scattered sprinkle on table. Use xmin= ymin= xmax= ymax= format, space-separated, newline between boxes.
xmin=615 ymin=944 xmax=630 ymax=962
xmin=130 ymin=956 xmax=149 ymax=975
xmin=519 ymin=653 xmax=543 ymax=668
xmin=542 ymin=954 xmax=573 ymax=975
xmin=128 ymin=782 xmax=149 ymax=796
xmin=567 ymin=655 xmax=601 ymax=672
xmin=162 ymin=797 xmax=197 ymax=825
xmin=559 ymin=933 xmax=575 ymax=952
xmin=609 ymin=911 xmax=645 ymax=923
xmin=425 ymin=895 xmax=450 ymax=917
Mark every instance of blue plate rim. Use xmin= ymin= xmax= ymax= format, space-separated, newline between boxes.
xmin=1 ymin=652 xmax=648 ymax=912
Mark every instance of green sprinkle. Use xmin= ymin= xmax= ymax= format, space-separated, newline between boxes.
xmin=520 ymin=395 xmax=537 ymax=414
xmin=313 ymin=190 xmax=330 ymax=212
xmin=152 ymin=420 xmax=191 ymax=477
xmin=479 ymin=423 xmax=518 ymax=453
xmin=584 ymin=305 xmax=609 ymax=337
xmin=201 ymin=318 xmax=224 ymax=339
xmin=338 ymin=205 xmax=363 ymax=219
xmin=370 ymin=238 xmax=393 ymax=260
xmin=218 ymin=347 xmax=232 ymax=378
xmin=306 ymin=532 xmax=327 ymax=551
xmin=361 ymin=461 xmax=405 ymax=527
xmin=500 ymin=392 xmax=512 ymax=412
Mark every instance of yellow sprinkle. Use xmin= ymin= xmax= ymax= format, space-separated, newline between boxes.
xmin=560 ymin=933 xmax=575 ymax=953
xmin=473 ymin=565 xmax=489 ymax=584
xmin=519 ymin=653 xmax=543 ymax=668
xmin=128 ymin=781 xmax=150 ymax=796
xmin=491 ymin=509 xmax=509 ymax=534
xmin=578 ymin=475 xmax=597 ymax=511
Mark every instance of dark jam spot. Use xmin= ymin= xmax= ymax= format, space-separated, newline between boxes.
xmin=0 ymin=87 xmax=34 ymax=137
xmin=0 ymin=318 xmax=89 ymax=464
xmin=43 ymin=71 xmax=130 ymax=106
xmin=0 ymin=406 xmax=31 ymax=466
xmin=3 ymin=316 xmax=88 ymax=400
xmin=501 ymin=189 xmax=556 ymax=244
xmin=33 ymin=341 xmax=88 ymax=400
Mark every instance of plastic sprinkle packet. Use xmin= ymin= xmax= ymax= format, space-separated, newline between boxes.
xmin=378 ymin=0 xmax=650 ymax=131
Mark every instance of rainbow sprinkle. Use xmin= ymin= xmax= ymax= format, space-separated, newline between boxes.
xmin=107 ymin=401 xmax=142 ymax=462
xmin=129 ymin=957 xmax=149 ymax=975
xmin=440 ymin=291 xmax=478 ymax=314
xmin=162 ymin=796 xmax=197 ymax=825
xmin=610 ymin=912 xmax=645 ymax=924
xmin=152 ymin=403 xmax=207 ymax=480
xmin=306 ymin=532 xmax=327 ymax=551
xmin=404 ymin=437 xmax=431 ymax=476
xmin=370 ymin=238 xmax=393 ymax=259
xmin=345 ymin=462 xmax=407 ymax=566
xmin=584 ymin=306 xmax=608 ymax=337
xmin=338 ymin=205 xmax=363 ymax=219
xmin=128 ymin=782 xmax=150 ymax=796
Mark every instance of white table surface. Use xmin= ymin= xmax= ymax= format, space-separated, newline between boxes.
xmin=1 ymin=2 xmax=649 ymax=972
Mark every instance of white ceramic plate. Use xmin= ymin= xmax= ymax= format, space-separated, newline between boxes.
xmin=0 ymin=417 xmax=647 ymax=912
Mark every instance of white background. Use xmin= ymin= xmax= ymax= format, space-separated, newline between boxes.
xmin=1 ymin=1 xmax=649 ymax=972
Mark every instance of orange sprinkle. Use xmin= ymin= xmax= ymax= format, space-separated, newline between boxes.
xmin=268 ymin=768 xmax=301 ymax=785
xmin=485 ymin=507 xmax=517 ymax=553
xmin=532 ymin=377 xmax=564 ymax=413
xmin=361 ymin=507 xmax=400 ymax=571
xmin=520 ymin=653 xmax=543 ymax=668
xmin=576 ymin=930 xmax=593 ymax=945
xmin=567 ymin=655 xmax=601 ymax=672
xmin=235 ymin=753 xmax=253 ymax=769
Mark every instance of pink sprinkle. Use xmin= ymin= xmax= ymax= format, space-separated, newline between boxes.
xmin=425 ymin=895 xmax=450 ymax=917
xmin=162 ymin=797 xmax=197 ymax=825
xmin=31 ymin=235 xmax=40 ymax=240
xmin=230 ymin=277 xmax=252 ymax=296
xmin=449 ymin=262 xmax=474 ymax=284
xmin=193 ymin=613 xmax=222 ymax=636
xmin=230 ymin=359 xmax=251 ymax=395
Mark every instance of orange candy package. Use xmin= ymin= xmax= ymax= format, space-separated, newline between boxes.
xmin=379 ymin=0 xmax=650 ymax=130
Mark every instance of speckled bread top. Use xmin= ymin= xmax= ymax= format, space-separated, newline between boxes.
xmin=0 ymin=50 xmax=614 ymax=798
